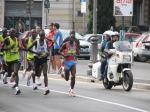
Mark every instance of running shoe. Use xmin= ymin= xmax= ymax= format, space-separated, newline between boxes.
xmin=44 ymin=89 xmax=50 ymax=95
xmin=3 ymin=75 xmax=7 ymax=84
xmin=36 ymin=78 xmax=42 ymax=86
xmin=22 ymin=69 xmax=26 ymax=79
xmin=33 ymin=86 xmax=38 ymax=90
xmin=50 ymin=70 xmax=56 ymax=74
xmin=27 ymin=72 xmax=32 ymax=81
xmin=15 ymin=90 xmax=21 ymax=95
xmin=27 ymin=80 xmax=30 ymax=86
xmin=61 ymin=72 xmax=65 ymax=78
xmin=69 ymin=91 xmax=76 ymax=97
xmin=12 ymin=84 xmax=16 ymax=89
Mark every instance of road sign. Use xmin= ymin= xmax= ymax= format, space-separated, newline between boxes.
xmin=113 ymin=0 xmax=133 ymax=16
xmin=44 ymin=0 xmax=50 ymax=9
xmin=26 ymin=0 xmax=34 ymax=13
xmin=120 ymin=30 xmax=125 ymax=41
xmin=81 ymin=0 xmax=86 ymax=13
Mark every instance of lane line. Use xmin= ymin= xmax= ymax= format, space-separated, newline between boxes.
xmin=0 ymin=81 xmax=148 ymax=112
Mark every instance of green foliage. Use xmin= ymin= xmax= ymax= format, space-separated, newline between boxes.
xmin=87 ymin=0 xmax=116 ymax=34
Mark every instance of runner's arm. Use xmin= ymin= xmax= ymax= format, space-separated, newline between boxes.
xmin=77 ymin=39 xmax=80 ymax=54
xmin=1 ymin=38 xmax=13 ymax=51
xmin=58 ymin=43 xmax=66 ymax=56
xmin=27 ymin=40 xmax=40 ymax=55
xmin=28 ymin=40 xmax=37 ymax=50
xmin=22 ymin=38 xmax=28 ymax=48
xmin=46 ymin=40 xmax=50 ymax=56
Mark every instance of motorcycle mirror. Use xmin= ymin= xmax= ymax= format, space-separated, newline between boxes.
xmin=109 ymin=49 xmax=116 ymax=54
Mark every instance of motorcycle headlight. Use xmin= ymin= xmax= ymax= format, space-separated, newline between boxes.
xmin=123 ymin=55 xmax=131 ymax=62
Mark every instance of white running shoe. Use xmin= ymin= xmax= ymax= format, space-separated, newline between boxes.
xmin=22 ymin=69 xmax=26 ymax=79
xmin=69 ymin=90 xmax=76 ymax=97
xmin=27 ymin=71 xmax=32 ymax=81
xmin=50 ymin=70 xmax=56 ymax=74
xmin=36 ymin=78 xmax=42 ymax=86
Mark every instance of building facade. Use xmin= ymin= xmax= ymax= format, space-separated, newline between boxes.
xmin=0 ymin=0 xmax=149 ymax=34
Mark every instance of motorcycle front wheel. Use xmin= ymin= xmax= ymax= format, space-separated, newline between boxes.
xmin=122 ymin=71 xmax=133 ymax=91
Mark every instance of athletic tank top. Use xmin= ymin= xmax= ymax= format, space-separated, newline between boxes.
xmin=64 ymin=42 xmax=76 ymax=60
xmin=27 ymin=37 xmax=37 ymax=60
xmin=5 ymin=36 xmax=19 ymax=62
xmin=34 ymin=39 xmax=47 ymax=58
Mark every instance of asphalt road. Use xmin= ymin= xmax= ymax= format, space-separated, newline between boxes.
xmin=0 ymin=78 xmax=150 ymax=112
xmin=76 ymin=59 xmax=150 ymax=80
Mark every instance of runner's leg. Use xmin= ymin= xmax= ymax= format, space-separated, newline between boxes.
xmin=42 ymin=62 xmax=50 ymax=95
xmin=13 ymin=61 xmax=21 ymax=95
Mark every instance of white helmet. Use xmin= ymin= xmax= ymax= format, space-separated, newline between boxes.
xmin=111 ymin=31 xmax=120 ymax=37
xmin=103 ymin=30 xmax=113 ymax=37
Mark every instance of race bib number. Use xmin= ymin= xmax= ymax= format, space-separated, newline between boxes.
xmin=10 ymin=48 xmax=18 ymax=54
xmin=68 ymin=49 xmax=76 ymax=54
xmin=40 ymin=48 xmax=46 ymax=57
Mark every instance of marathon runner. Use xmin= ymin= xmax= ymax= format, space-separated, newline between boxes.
xmin=28 ymin=29 xmax=50 ymax=95
xmin=22 ymin=29 xmax=38 ymax=89
xmin=0 ymin=28 xmax=8 ymax=84
xmin=59 ymin=35 xmax=80 ymax=97
xmin=2 ymin=28 xmax=21 ymax=95
xmin=60 ymin=30 xmax=80 ymax=61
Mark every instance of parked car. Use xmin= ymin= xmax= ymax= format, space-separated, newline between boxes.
xmin=138 ymin=37 xmax=150 ymax=59
xmin=127 ymin=26 xmax=142 ymax=34
xmin=83 ymin=34 xmax=105 ymax=49
xmin=124 ymin=33 xmax=141 ymax=42
xmin=131 ymin=33 xmax=150 ymax=62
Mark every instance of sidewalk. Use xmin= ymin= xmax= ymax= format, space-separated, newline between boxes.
xmin=18 ymin=71 xmax=150 ymax=90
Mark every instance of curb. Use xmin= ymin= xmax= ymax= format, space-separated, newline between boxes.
xmin=18 ymin=71 xmax=150 ymax=91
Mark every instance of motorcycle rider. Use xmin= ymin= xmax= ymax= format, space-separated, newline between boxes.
xmin=99 ymin=31 xmax=112 ymax=81
xmin=103 ymin=31 xmax=120 ymax=83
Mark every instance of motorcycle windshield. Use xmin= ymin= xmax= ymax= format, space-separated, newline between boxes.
xmin=113 ymin=41 xmax=132 ymax=52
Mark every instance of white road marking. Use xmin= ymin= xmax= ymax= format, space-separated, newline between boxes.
xmin=0 ymin=81 xmax=149 ymax=112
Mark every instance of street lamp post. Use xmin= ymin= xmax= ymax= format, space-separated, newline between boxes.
xmin=44 ymin=0 xmax=50 ymax=28
xmin=87 ymin=0 xmax=98 ymax=75
xmin=73 ymin=0 xmax=75 ymax=30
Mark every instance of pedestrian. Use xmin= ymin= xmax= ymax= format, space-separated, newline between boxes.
xmin=28 ymin=29 xmax=50 ymax=95
xmin=51 ymin=23 xmax=63 ymax=74
xmin=0 ymin=28 xmax=8 ymax=84
xmin=46 ymin=23 xmax=56 ymax=74
xmin=2 ymin=28 xmax=21 ymax=95
xmin=59 ymin=35 xmax=80 ymax=97
xmin=36 ymin=25 xmax=41 ymax=39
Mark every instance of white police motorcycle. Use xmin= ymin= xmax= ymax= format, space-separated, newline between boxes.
xmin=103 ymin=41 xmax=133 ymax=91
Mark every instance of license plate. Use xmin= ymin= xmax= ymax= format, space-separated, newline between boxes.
xmin=81 ymin=48 xmax=88 ymax=52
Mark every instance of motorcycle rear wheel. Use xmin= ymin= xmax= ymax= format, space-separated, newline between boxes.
xmin=103 ymin=78 xmax=113 ymax=89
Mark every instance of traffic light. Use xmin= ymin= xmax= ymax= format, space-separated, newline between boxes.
xmin=44 ymin=0 xmax=50 ymax=8
xmin=26 ymin=0 xmax=34 ymax=13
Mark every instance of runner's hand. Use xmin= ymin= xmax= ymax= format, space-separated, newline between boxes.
xmin=36 ymin=52 xmax=42 ymax=56
xmin=46 ymin=52 xmax=50 ymax=56
xmin=9 ymin=45 xmax=14 ymax=49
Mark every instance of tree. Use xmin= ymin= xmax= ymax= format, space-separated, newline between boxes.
xmin=87 ymin=0 xmax=116 ymax=34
